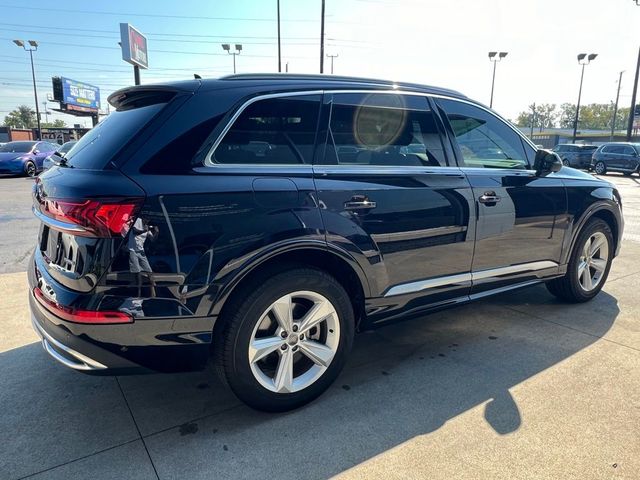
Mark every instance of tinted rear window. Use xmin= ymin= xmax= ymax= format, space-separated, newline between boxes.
xmin=65 ymin=103 xmax=165 ymax=169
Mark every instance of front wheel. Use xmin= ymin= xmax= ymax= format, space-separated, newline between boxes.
xmin=24 ymin=161 xmax=36 ymax=177
xmin=593 ymin=161 xmax=607 ymax=175
xmin=562 ymin=159 xmax=570 ymax=167
xmin=546 ymin=218 xmax=613 ymax=302
xmin=216 ymin=267 xmax=354 ymax=412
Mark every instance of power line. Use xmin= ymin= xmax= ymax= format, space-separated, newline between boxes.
xmin=0 ymin=4 xmax=317 ymax=22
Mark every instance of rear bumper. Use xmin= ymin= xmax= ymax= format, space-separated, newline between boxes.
xmin=28 ymin=254 xmax=214 ymax=374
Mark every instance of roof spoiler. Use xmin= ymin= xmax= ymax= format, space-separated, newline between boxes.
xmin=108 ymin=82 xmax=200 ymax=110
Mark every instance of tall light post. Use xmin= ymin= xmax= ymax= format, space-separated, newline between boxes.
xmin=222 ymin=44 xmax=242 ymax=74
xmin=326 ymin=53 xmax=338 ymax=74
xmin=572 ymin=53 xmax=598 ymax=143
xmin=320 ymin=0 xmax=326 ymax=73
xmin=13 ymin=39 xmax=41 ymax=140
xmin=611 ymin=71 xmax=625 ymax=141
xmin=277 ymin=0 xmax=282 ymax=72
xmin=488 ymin=51 xmax=508 ymax=108
xmin=627 ymin=1 xmax=640 ymax=140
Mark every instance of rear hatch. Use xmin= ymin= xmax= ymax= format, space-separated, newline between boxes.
xmin=32 ymin=85 xmax=189 ymax=294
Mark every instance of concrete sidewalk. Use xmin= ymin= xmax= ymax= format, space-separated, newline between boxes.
xmin=1 ymin=243 xmax=639 ymax=480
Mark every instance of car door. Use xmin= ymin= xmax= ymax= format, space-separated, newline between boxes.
xmin=34 ymin=142 xmax=53 ymax=168
xmin=620 ymin=145 xmax=637 ymax=170
xmin=435 ymin=98 xmax=567 ymax=296
xmin=313 ymin=91 xmax=476 ymax=317
xmin=605 ymin=145 xmax=625 ymax=169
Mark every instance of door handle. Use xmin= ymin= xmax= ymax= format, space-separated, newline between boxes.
xmin=478 ymin=192 xmax=501 ymax=205
xmin=344 ymin=195 xmax=377 ymax=210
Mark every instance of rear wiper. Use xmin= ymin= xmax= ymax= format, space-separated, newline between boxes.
xmin=51 ymin=152 xmax=70 ymax=167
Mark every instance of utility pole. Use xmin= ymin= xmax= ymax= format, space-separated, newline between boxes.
xmin=327 ymin=53 xmax=338 ymax=74
xmin=627 ymin=47 xmax=640 ymax=141
xmin=277 ymin=0 xmax=282 ymax=72
xmin=320 ymin=0 xmax=325 ymax=73
xmin=611 ymin=71 xmax=624 ymax=141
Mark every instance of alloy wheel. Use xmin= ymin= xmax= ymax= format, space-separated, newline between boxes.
xmin=248 ymin=291 xmax=340 ymax=393
xmin=26 ymin=162 xmax=36 ymax=177
xmin=577 ymin=232 xmax=609 ymax=292
xmin=594 ymin=162 xmax=606 ymax=175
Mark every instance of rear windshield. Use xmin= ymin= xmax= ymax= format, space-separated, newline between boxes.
xmin=580 ymin=145 xmax=597 ymax=151
xmin=0 ymin=141 xmax=35 ymax=153
xmin=65 ymin=103 xmax=165 ymax=169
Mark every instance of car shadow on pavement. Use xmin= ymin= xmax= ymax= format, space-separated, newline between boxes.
xmin=0 ymin=284 xmax=620 ymax=480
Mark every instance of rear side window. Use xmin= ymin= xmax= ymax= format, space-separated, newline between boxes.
xmin=322 ymin=93 xmax=447 ymax=167
xmin=438 ymin=98 xmax=529 ymax=169
xmin=211 ymin=94 xmax=321 ymax=165
xmin=622 ymin=146 xmax=636 ymax=155
xmin=65 ymin=103 xmax=166 ymax=169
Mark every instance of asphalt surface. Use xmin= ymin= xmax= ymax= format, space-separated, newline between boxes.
xmin=0 ymin=170 xmax=639 ymax=479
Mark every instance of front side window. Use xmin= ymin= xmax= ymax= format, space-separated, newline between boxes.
xmin=321 ymin=93 xmax=447 ymax=167
xmin=438 ymin=98 xmax=529 ymax=170
xmin=212 ymin=94 xmax=321 ymax=165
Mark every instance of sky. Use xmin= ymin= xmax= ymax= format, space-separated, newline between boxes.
xmin=1 ymin=0 xmax=640 ymax=127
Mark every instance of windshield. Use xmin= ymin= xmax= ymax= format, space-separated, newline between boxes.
xmin=0 ymin=142 xmax=35 ymax=153
xmin=59 ymin=142 xmax=76 ymax=154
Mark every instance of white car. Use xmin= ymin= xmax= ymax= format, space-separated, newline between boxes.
xmin=42 ymin=141 xmax=77 ymax=171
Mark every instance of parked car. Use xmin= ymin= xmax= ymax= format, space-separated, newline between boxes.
xmin=552 ymin=143 xmax=598 ymax=169
xmin=42 ymin=141 xmax=77 ymax=171
xmin=590 ymin=142 xmax=640 ymax=175
xmin=0 ymin=140 xmax=58 ymax=176
xmin=29 ymin=74 xmax=624 ymax=412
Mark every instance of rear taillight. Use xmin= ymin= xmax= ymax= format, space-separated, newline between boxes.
xmin=33 ymin=287 xmax=133 ymax=324
xmin=39 ymin=197 xmax=142 ymax=238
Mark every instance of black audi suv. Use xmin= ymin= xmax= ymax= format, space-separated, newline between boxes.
xmin=29 ymin=74 xmax=623 ymax=411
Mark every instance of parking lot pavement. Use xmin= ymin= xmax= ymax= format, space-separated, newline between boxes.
xmin=0 ymin=176 xmax=39 ymax=274
xmin=1 ymin=170 xmax=639 ymax=479
xmin=0 ymin=240 xmax=638 ymax=479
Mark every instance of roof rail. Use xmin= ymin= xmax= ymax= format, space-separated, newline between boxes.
xmin=218 ymin=73 xmax=464 ymax=98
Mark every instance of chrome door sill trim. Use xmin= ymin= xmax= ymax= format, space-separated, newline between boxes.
xmin=384 ymin=260 xmax=558 ymax=297
xmin=31 ymin=316 xmax=108 ymax=371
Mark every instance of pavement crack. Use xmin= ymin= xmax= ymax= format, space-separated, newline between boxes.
xmin=115 ymin=376 xmax=161 ymax=480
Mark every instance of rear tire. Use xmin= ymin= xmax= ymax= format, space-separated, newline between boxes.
xmin=216 ymin=267 xmax=354 ymax=412
xmin=562 ymin=159 xmax=570 ymax=167
xmin=593 ymin=161 xmax=606 ymax=175
xmin=546 ymin=218 xmax=613 ymax=303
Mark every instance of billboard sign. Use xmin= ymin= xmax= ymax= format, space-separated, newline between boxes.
xmin=55 ymin=77 xmax=100 ymax=112
xmin=120 ymin=23 xmax=148 ymax=69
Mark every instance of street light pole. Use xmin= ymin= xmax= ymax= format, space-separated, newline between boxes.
xmin=572 ymin=53 xmax=597 ymax=143
xmin=277 ymin=0 xmax=281 ymax=72
xmin=222 ymin=43 xmax=242 ymax=74
xmin=320 ymin=0 xmax=326 ymax=73
xmin=627 ymin=47 xmax=640 ymax=140
xmin=13 ymin=40 xmax=41 ymax=140
xmin=488 ymin=51 xmax=508 ymax=108
xmin=611 ymin=71 xmax=624 ymax=141
xmin=326 ymin=53 xmax=338 ymax=74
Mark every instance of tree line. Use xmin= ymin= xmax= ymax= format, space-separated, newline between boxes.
xmin=514 ymin=103 xmax=630 ymax=132
xmin=3 ymin=105 xmax=67 ymax=129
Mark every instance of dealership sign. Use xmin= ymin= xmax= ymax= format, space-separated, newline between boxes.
xmin=120 ymin=23 xmax=148 ymax=69
xmin=52 ymin=77 xmax=100 ymax=112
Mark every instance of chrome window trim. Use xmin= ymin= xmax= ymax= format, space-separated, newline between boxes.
xmin=203 ymin=90 xmax=324 ymax=167
xmin=200 ymin=87 xmax=538 ymax=170
xmin=384 ymin=260 xmax=559 ymax=297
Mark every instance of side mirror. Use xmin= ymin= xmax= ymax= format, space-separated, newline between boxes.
xmin=33 ymin=149 xmax=40 ymax=155
xmin=534 ymin=149 xmax=562 ymax=176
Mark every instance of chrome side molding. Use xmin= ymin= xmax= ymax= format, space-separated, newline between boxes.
xmin=384 ymin=260 xmax=558 ymax=297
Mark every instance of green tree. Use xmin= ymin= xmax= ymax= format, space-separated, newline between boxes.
xmin=41 ymin=119 xmax=67 ymax=128
xmin=3 ymin=105 xmax=36 ymax=128
xmin=515 ymin=103 xmax=558 ymax=130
